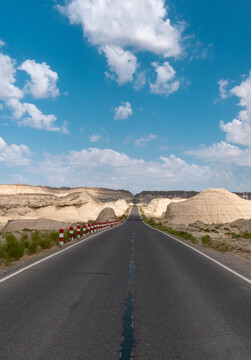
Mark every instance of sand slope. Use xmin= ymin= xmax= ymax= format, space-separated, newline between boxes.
xmin=0 ymin=185 xmax=130 ymax=229
xmin=164 ymin=188 xmax=251 ymax=225
xmin=143 ymin=198 xmax=185 ymax=218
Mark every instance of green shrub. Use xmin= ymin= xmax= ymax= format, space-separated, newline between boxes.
xmin=242 ymin=232 xmax=251 ymax=239
xmin=21 ymin=233 xmax=29 ymax=248
xmin=27 ymin=230 xmax=41 ymax=254
xmin=22 ymin=228 xmax=32 ymax=232
xmin=73 ymin=229 xmax=78 ymax=239
xmin=213 ymin=241 xmax=231 ymax=253
xmin=49 ymin=231 xmax=59 ymax=245
xmin=64 ymin=230 xmax=70 ymax=243
xmin=0 ymin=234 xmax=25 ymax=264
xmin=39 ymin=236 xmax=52 ymax=250
xmin=204 ymin=228 xmax=211 ymax=232
xmin=211 ymin=229 xmax=219 ymax=233
xmin=231 ymin=232 xmax=241 ymax=239
xmin=224 ymin=227 xmax=230 ymax=231
xmin=201 ymin=235 xmax=212 ymax=247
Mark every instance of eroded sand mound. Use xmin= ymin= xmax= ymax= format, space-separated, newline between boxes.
xmin=0 ymin=185 xmax=130 ymax=229
xmin=164 ymin=188 xmax=251 ymax=225
xmin=143 ymin=198 xmax=185 ymax=218
xmin=96 ymin=207 xmax=117 ymax=223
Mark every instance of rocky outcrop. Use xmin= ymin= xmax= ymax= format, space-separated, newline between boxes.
xmin=0 ymin=184 xmax=131 ymax=229
xmin=96 ymin=207 xmax=118 ymax=223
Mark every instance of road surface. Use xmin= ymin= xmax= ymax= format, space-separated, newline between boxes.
xmin=0 ymin=206 xmax=250 ymax=359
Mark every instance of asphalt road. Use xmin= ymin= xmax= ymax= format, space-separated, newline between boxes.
xmin=0 ymin=206 xmax=250 ymax=359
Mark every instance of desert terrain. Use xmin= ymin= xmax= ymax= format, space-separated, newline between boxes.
xmin=140 ymin=188 xmax=251 ymax=259
xmin=0 ymin=184 xmax=132 ymax=232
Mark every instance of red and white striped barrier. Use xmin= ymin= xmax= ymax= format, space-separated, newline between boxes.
xmin=87 ymin=224 xmax=90 ymax=233
xmin=77 ymin=225 xmax=80 ymax=239
xmin=83 ymin=225 xmax=87 ymax=236
xmin=59 ymin=229 xmax=64 ymax=246
xmin=91 ymin=224 xmax=94 ymax=233
xmin=69 ymin=226 xmax=74 ymax=241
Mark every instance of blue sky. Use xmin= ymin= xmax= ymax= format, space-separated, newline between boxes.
xmin=0 ymin=0 xmax=250 ymax=193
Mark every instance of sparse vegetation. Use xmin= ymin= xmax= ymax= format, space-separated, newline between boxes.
xmin=0 ymin=229 xmax=60 ymax=266
xmin=0 ymin=234 xmax=25 ymax=265
xmin=242 ymin=232 xmax=251 ymax=239
xmin=201 ymin=235 xmax=212 ymax=247
xmin=143 ymin=216 xmax=198 ymax=244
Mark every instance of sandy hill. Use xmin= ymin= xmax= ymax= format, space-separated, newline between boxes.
xmin=164 ymin=188 xmax=251 ymax=225
xmin=142 ymin=198 xmax=186 ymax=218
xmin=96 ymin=207 xmax=117 ymax=223
xmin=0 ymin=184 xmax=131 ymax=230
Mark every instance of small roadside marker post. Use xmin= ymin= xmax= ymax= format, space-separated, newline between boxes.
xmin=91 ymin=224 xmax=94 ymax=233
xmin=59 ymin=229 xmax=64 ymax=246
xmin=83 ymin=225 xmax=87 ymax=236
xmin=77 ymin=225 xmax=80 ymax=239
xmin=69 ymin=226 xmax=74 ymax=241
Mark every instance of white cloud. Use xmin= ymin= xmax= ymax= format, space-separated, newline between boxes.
xmin=220 ymin=72 xmax=251 ymax=146
xmin=0 ymin=53 xmax=23 ymax=100
xmin=19 ymin=59 xmax=59 ymax=99
xmin=218 ymin=79 xmax=228 ymax=99
xmin=90 ymin=134 xmax=101 ymax=143
xmin=0 ymin=39 xmax=5 ymax=48
xmin=0 ymin=137 xmax=30 ymax=166
xmin=6 ymin=98 xmax=66 ymax=132
xmin=185 ymin=141 xmax=248 ymax=165
xmin=134 ymin=71 xmax=147 ymax=90
xmin=0 ymin=50 xmax=67 ymax=133
xmin=58 ymin=0 xmax=182 ymax=57
xmin=114 ymin=102 xmax=133 ymax=120
xmin=135 ymin=134 xmax=157 ymax=147
xmin=37 ymin=147 xmax=212 ymax=192
xmin=58 ymin=0 xmax=183 ymax=89
xmin=102 ymin=45 xmax=138 ymax=84
xmin=150 ymin=61 xmax=180 ymax=96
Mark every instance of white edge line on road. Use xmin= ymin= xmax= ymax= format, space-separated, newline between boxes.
xmin=0 ymin=216 xmax=129 ymax=285
xmin=142 ymin=215 xmax=251 ymax=285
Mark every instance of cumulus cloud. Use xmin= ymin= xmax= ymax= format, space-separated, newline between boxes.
xmin=185 ymin=141 xmax=247 ymax=165
xmin=0 ymin=39 xmax=5 ymax=48
xmin=37 ymin=147 xmax=212 ymax=192
xmin=0 ymin=53 xmax=23 ymax=100
xmin=218 ymin=79 xmax=228 ymax=99
xmin=58 ymin=0 xmax=182 ymax=57
xmin=90 ymin=134 xmax=101 ymax=143
xmin=19 ymin=60 xmax=59 ymax=99
xmin=0 ymin=50 xmax=67 ymax=133
xmin=58 ymin=0 xmax=183 ymax=89
xmin=220 ymin=72 xmax=251 ymax=146
xmin=102 ymin=46 xmax=138 ymax=84
xmin=135 ymin=134 xmax=157 ymax=147
xmin=150 ymin=61 xmax=180 ymax=96
xmin=0 ymin=137 xmax=30 ymax=166
xmin=114 ymin=102 xmax=133 ymax=120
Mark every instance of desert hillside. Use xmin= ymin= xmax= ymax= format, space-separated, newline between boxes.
xmin=141 ymin=197 xmax=186 ymax=218
xmin=164 ymin=188 xmax=251 ymax=225
xmin=0 ymin=184 xmax=132 ymax=229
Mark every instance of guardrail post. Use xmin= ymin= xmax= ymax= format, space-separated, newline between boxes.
xmin=59 ymin=229 xmax=64 ymax=246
